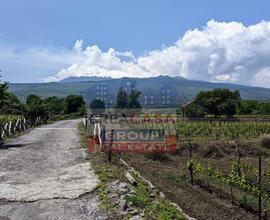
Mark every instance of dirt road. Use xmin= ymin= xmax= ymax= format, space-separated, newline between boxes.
xmin=0 ymin=119 xmax=105 ymax=220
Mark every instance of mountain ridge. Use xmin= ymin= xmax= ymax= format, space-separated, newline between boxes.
xmin=8 ymin=76 xmax=270 ymax=106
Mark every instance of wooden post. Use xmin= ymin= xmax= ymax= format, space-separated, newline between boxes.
xmin=258 ymin=156 xmax=262 ymax=220
xmin=188 ymin=141 xmax=194 ymax=185
xmin=108 ymin=129 xmax=114 ymax=162
xmin=101 ymin=126 xmax=106 ymax=152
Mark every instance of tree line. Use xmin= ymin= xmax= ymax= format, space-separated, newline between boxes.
xmin=90 ymin=87 xmax=141 ymax=114
xmin=0 ymin=81 xmax=86 ymax=122
xmin=184 ymin=88 xmax=270 ymax=118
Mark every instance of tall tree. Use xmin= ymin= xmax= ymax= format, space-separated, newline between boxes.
xmin=115 ymin=87 xmax=128 ymax=109
xmin=24 ymin=94 xmax=48 ymax=122
xmin=128 ymin=90 xmax=141 ymax=109
xmin=0 ymin=82 xmax=9 ymax=113
xmin=64 ymin=94 xmax=86 ymax=115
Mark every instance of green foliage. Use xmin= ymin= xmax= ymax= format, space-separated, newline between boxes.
xmin=128 ymin=90 xmax=141 ymax=109
xmin=177 ymin=121 xmax=270 ymax=141
xmin=0 ymin=82 xmax=9 ymax=112
xmin=43 ymin=96 xmax=64 ymax=115
xmin=115 ymin=87 xmax=142 ymax=110
xmin=145 ymin=199 xmax=186 ymax=220
xmin=90 ymin=99 xmax=105 ymax=114
xmin=195 ymin=88 xmax=241 ymax=117
xmin=5 ymin=93 xmax=24 ymax=114
xmin=24 ymin=94 xmax=48 ymax=122
xmin=260 ymin=103 xmax=270 ymax=115
xmin=0 ymin=115 xmax=22 ymax=124
xmin=184 ymin=103 xmax=205 ymax=118
xmin=125 ymin=180 xmax=151 ymax=208
xmin=237 ymin=99 xmax=270 ymax=115
xmin=115 ymin=87 xmax=128 ymax=109
xmin=164 ymin=170 xmax=181 ymax=184
xmin=187 ymin=160 xmax=270 ymax=200
xmin=0 ymin=82 xmax=23 ymax=115
xmin=64 ymin=94 xmax=86 ymax=115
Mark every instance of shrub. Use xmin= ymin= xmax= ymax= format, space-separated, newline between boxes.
xmin=259 ymin=135 xmax=270 ymax=149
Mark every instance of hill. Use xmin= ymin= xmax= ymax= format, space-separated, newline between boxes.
xmin=58 ymin=76 xmax=112 ymax=83
xmin=8 ymin=76 xmax=270 ymax=107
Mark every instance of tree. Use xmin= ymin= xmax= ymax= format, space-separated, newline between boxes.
xmin=4 ymin=93 xmax=23 ymax=114
xmin=195 ymin=88 xmax=241 ymax=117
xmin=128 ymin=90 xmax=141 ymax=109
xmin=64 ymin=95 xmax=86 ymax=115
xmin=237 ymin=100 xmax=260 ymax=115
xmin=184 ymin=103 xmax=205 ymax=118
xmin=24 ymin=94 xmax=48 ymax=123
xmin=260 ymin=102 xmax=270 ymax=115
xmin=43 ymin=96 xmax=64 ymax=115
xmin=0 ymin=82 xmax=9 ymax=113
xmin=90 ymin=99 xmax=105 ymax=114
xmin=115 ymin=87 xmax=128 ymax=109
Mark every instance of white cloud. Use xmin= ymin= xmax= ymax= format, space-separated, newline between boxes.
xmin=2 ymin=20 xmax=270 ymax=87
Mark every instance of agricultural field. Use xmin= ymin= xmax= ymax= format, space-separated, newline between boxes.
xmin=177 ymin=121 xmax=270 ymax=141
xmin=119 ymin=116 xmax=270 ymax=219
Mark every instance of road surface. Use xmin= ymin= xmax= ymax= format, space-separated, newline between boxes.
xmin=0 ymin=119 xmax=105 ymax=220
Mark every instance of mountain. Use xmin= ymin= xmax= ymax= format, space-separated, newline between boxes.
xmin=8 ymin=76 xmax=270 ymax=107
xmin=58 ymin=76 xmax=112 ymax=83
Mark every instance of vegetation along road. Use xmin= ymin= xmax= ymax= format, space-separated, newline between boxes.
xmin=0 ymin=119 xmax=105 ymax=220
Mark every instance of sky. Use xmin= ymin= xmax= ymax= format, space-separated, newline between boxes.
xmin=1 ymin=0 xmax=270 ymax=87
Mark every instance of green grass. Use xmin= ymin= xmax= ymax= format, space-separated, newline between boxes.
xmin=145 ymin=199 xmax=186 ymax=220
xmin=0 ymin=115 xmax=22 ymax=124
xmin=125 ymin=179 xmax=151 ymax=208
xmin=164 ymin=170 xmax=182 ymax=184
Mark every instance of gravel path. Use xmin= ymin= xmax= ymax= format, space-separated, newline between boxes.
xmin=0 ymin=119 xmax=105 ymax=220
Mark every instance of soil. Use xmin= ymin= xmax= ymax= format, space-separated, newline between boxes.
xmin=120 ymin=140 xmax=268 ymax=220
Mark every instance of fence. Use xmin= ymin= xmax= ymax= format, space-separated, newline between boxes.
xmin=186 ymin=142 xmax=269 ymax=220
xmin=0 ymin=117 xmax=42 ymax=142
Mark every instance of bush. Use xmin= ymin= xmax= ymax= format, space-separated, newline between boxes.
xmin=259 ymin=135 xmax=270 ymax=149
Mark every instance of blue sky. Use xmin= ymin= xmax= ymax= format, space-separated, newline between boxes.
xmin=1 ymin=0 xmax=270 ymax=86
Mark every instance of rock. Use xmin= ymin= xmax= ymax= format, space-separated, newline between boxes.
xmin=129 ymin=215 xmax=143 ymax=220
xmin=150 ymin=193 xmax=155 ymax=198
xmin=130 ymin=209 xmax=139 ymax=215
xmin=119 ymin=198 xmax=127 ymax=211
xmin=127 ymin=202 xmax=133 ymax=207
xmin=159 ymin=192 xmax=166 ymax=198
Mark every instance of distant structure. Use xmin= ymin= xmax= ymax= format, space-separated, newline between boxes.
xmin=180 ymin=101 xmax=194 ymax=118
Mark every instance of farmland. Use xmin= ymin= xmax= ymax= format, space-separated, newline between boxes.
xmin=116 ymin=115 xmax=270 ymax=219
xmin=177 ymin=120 xmax=270 ymax=141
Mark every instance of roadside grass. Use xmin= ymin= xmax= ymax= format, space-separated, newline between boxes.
xmin=78 ymin=122 xmax=187 ymax=219
xmin=78 ymin=122 xmax=88 ymax=148
xmin=145 ymin=198 xmax=186 ymax=220
xmin=125 ymin=177 xmax=151 ymax=209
